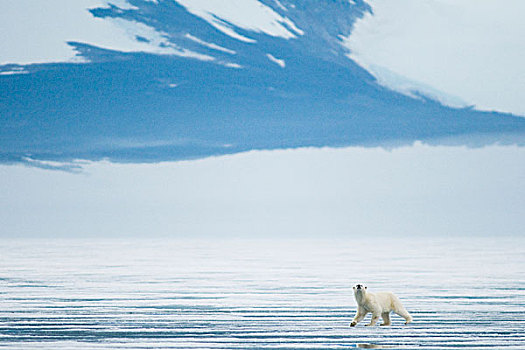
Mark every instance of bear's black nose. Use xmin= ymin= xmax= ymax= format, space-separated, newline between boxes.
xmin=356 ymin=284 xmax=362 ymax=289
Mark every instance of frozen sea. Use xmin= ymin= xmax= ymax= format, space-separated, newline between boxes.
xmin=0 ymin=237 xmax=523 ymax=349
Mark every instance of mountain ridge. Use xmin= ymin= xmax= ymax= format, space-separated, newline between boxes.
xmin=1 ymin=0 xmax=523 ymax=166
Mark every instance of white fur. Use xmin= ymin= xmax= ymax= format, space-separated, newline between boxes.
xmin=350 ymin=284 xmax=413 ymax=327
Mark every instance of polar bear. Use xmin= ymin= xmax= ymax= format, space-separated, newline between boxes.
xmin=350 ymin=284 xmax=412 ymax=327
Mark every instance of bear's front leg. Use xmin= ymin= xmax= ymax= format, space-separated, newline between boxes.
xmin=365 ymin=313 xmax=380 ymax=326
xmin=350 ymin=308 xmax=367 ymax=327
xmin=380 ymin=312 xmax=391 ymax=326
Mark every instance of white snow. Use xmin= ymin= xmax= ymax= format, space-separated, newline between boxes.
xmin=174 ymin=0 xmax=303 ymax=43
xmin=351 ymin=63 xmax=468 ymax=108
xmin=266 ymin=53 xmax=286 ymax=68
xmin=342 ymin=0 xmax=525 ymax=116
xmin=0 ymin=0 xmax=213 ymax=65
xmin=220 ymin=62 xmax=243 ymax=69
xmin=273 ymin=0 xmax=287 ymax=12
xmin=104 ymin=0 xmax=138 ymax=10
xmin=185 ymin=34 xmax=236 ymax=54
xmin=0 ymin=67 xmax=29 ymax=75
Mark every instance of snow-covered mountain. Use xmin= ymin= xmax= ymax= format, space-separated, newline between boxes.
xmin=1 ymin=0 xmax=524 ymax=166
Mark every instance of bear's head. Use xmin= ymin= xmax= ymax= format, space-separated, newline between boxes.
xmin=353 ymin=284 xmax=367 ymax=295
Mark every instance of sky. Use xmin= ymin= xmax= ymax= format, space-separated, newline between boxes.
xmin=343 ymin=0 xmax=525 ymax=116
xmin=0 ymin=0 xmax=524 ymax=238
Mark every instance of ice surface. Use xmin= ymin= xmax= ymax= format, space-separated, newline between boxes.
xmin=0 ymin=237 xmax=524 ymax=349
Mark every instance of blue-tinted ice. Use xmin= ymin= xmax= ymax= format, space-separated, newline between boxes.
xmin=0 ymin=237 xmax=523 ymax=349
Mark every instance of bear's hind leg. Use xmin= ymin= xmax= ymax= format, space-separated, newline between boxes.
xmin=380 ymin=312 xmax=391 ymax=326
xmin=365 ymin=313 xmax=380 ymax=326
xmin=394 ymin=306 xmax=413 ymax=325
